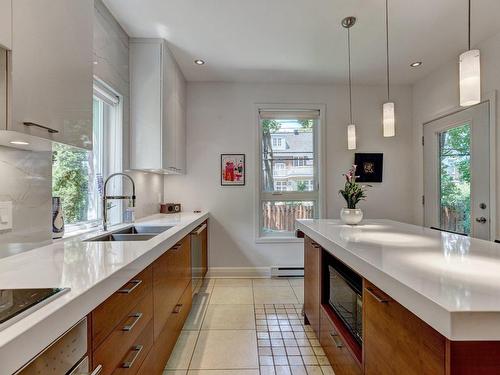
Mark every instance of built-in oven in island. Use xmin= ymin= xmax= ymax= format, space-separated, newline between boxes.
xmin=324 ymin=253 xmax=363 ymax=346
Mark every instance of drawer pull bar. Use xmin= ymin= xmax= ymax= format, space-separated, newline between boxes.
xmin=122 ymin=345 xmax=144 ymax=369
xmin=191 ymin=223 xmax=207 ymax=235
xmin=365 ymin=287 xmax=392 ymax=303
xmin=172 ymin=304 xmax=183 ymax=314
xmin=23 ymin=121 xmax=59 ymax=134
xmin=122 ymin=312 xmax=143 ymax=331
xmin=330 ymin=332 xmax=343 ymax=348
xmin=118 ymin=279 xmax=142 ymax=294
xmin=90 ymin=365 xmax=103 ymax=375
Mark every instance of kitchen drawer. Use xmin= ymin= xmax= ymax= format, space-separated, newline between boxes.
xmin=137 ymin=282 xmax=192 ymax=375
xmin=363 ymin=281 xmax=445 ymax=375
xmin=92 ymin=266 xmax=153 ymax=351
xmin=93 ymin=292 xmax=153 ymax=375
xmin=319 ymin=308 xmax=362 ymax=375
xmin=112 ymin=320 xmax=153 ymax=375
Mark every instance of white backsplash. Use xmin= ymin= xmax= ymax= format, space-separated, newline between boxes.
xmin=0 ymin=146 xmax=52 ymax=256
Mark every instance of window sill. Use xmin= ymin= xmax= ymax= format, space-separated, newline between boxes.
xmin=255 ymin=236 xmax=304 ymax=244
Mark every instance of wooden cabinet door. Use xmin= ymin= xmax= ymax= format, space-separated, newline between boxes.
xmin=10 ymin=0 xmax=93 ymax=149
xmin=152 ymin=248 xmax=178 ymax=339
xmin=152 ymin=236 xmax=192 ymax=338
xmin=364 ymin=281 xmax=446 ymax=375
xmin=0 ymin=0 xmax=11 ymax=49
xmin=304 ymin=236 xmax=321 ymax=336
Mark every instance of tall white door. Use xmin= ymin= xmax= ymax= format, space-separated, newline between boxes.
xmin=423 ymin=102 xmax=490 ymax=240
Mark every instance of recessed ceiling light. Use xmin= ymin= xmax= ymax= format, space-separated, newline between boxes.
xmin=10 ymin=140 xmax=30 ymax=145
xmin=410 ymin=61 xmax=423 ymax=67
xmin=194 ymin=59 xmax=205 ymax=65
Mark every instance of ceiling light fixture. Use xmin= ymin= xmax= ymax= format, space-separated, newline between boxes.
xmin=383 ymin=0 xmax=395 ymax=137
xmin=342 ymin=16 xmax=357 ymax=150
xmin=459 ymin=0 xmax=480 ymax=107
xmin=9 ymin=140 xmax=30 ymax=145
xmin=194 ymin=59 xmax=205 ymax=65
xmin=410 ymin=61 xmax=422 ymax=67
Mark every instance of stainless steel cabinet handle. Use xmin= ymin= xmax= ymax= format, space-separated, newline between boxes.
xmin=172 ymin=304 xmax=183 ymax=314
xmin=330 ymin=332 xmax=343 ymax=348
xmin=122 ymin=312 xmax=143 ymax=331
xmin=191 ymin=223 xmax=207 ymax=235
xmin=475 ymin=217 xmax=487 ymax=224
xmin=122 ymin=345 xmax=143 ymax=369
xmin=118 ymin=279 xmax=142 ymax=294
xmin=365 ymin=287 xmax=392 ymax=303
xmin=23 ymin=121 xmax=59 ymax=134
xmin=90 ymin=365 xmax=103 ymax=375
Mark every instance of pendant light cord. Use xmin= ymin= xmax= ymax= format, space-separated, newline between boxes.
xmin=348 ymin=27 xmax=353 ymax=124
xmin=385 ymin=0 xmax=390 ymax=101
xmin=468 ymin=0 xmax=471 ymax=50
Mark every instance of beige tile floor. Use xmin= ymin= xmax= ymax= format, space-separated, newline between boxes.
xmin=164 ymin=278 xmax=335 ymax=375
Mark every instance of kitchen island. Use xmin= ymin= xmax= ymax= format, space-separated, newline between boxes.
xmin=296 ymin=219 xmax=500 ymax=375
xmin=0 ymin=211 xmax=208 ymax=374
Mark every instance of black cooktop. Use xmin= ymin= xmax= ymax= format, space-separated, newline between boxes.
xmin=0 ymin=288 xmax=69 ymax=328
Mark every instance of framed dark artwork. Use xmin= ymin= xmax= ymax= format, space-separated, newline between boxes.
xmin=221 ymin=154 xmax=245 ymax=186
xmin=354 ymin=153 xmax=383 ymax=182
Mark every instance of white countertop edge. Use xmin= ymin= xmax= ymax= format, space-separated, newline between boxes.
xmin=295 ymin=220 xmax=500 ymax=341
xmin=0 ymin=212 xmax=209 ymax=374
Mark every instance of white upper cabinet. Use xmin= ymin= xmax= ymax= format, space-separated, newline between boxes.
xmin=8 ymin=0 xmax=93 ymax=149
xmin=0 ymin=0 xmax=12 ymax=49
xmin=130 ymin=39 xmax=186 ymax=174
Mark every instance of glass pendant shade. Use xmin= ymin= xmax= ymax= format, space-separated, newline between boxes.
xmin=347 ymin=124 xmax=356 ymax=150
xmin=383 ymin=102 xmax=395 ymax=137
xmin=459 ymin=49 xmax=481 ymax=107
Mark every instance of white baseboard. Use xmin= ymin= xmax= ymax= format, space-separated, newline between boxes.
xmin=207 ymin=267 xmax=271 ymax=278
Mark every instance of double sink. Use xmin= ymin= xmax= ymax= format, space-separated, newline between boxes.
xmin=85 ymin=225 xmax=173 ymax=242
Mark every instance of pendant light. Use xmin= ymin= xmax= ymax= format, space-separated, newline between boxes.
xmin=383 ymin=0 xmax=395 ymax=137
xmin=342 ymin=16 xmax=357 ymax=150
xmin=459 ymin=0 xmax=480 ymax=107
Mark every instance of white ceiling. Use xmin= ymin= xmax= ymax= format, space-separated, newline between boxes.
xmin=103 ymin=0 xmax=500 ymax=85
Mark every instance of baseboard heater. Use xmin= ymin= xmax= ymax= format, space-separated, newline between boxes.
xmin=271 ymin=267 xmax=304 ymax=278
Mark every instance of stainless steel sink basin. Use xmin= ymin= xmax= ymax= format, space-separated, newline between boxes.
xmin=84 ymin=225 xmax=173 ymax=242
xmin=90 ymin=234 xmax=157 ymax=242
xmin=113 ymin=225 xmax=173 ymax=235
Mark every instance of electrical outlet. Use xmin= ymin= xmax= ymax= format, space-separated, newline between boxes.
xmin=0 ymin=201 xmax=13 ymax=231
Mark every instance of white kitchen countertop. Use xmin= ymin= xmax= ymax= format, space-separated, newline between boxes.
xmin=296 ymin=219 xmax=500 ymax=341
xmin=0 ymin=211 xmax=209 ymax=374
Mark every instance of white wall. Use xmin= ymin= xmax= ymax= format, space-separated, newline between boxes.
xmin=412 ymin=30 xmax=500 ymax=237
xmin=164 ymin=82 xmax=414 ymax=274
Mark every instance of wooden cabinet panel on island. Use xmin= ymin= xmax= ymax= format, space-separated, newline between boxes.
xmin=8 ymin=0 xmax=93 ymax=149
xmin=363 ymin=281 xmax=446 ymax=375
xmin=304 ymin=236 xmax=321 ymax=337
xmin=129 ymin=38 xmax=186 ymax=174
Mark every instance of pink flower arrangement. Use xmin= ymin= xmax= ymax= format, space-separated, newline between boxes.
xmin=339 ymin=165 xmax=370 ymax=209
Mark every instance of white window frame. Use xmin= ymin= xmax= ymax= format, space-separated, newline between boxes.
xmin=254 ymin=103 xmax=326 ymax=243
xmin=61 ymin=79 xmax=123 ymax=233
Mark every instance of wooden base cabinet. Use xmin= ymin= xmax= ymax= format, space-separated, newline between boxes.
xmin=90 ymin=232 xmax=196 ymax=375
xmin=304 ymin=236 xmax=321 ymax=337
xmin=363 ymin=281 xmax=446 ymax=375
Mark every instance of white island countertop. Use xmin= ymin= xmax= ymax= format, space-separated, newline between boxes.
xmin=296 ymin=219 xmax=500 ymax=341
xmin=0 ymin=211 xmax=209 ymax=374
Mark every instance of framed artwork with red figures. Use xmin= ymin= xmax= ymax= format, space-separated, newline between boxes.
xmin=221 ymin=154 xmax=245 ymax=186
